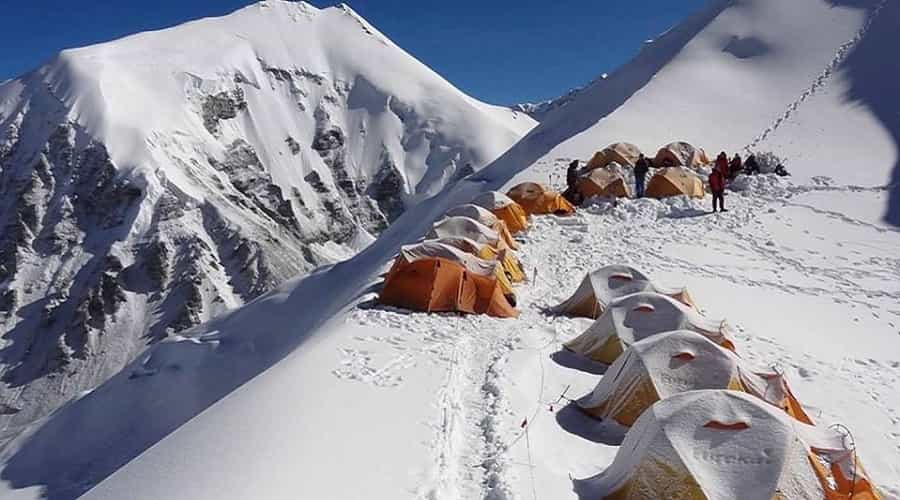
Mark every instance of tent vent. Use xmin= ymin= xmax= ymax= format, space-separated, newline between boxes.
xmin=672 ymin=352 xmax=696 ymax=361
xmin=633 ymin=304 xmax=655 ymax=313
xmin=704 ymin=420 xmax=750 ymax=431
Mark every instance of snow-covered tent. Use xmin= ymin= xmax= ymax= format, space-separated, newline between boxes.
xmin=554 ymin=265 xmax=694 ymax=318
xmin=577 ymin=331 xmax=814 ymax=427
xmin=391 ymin=241 xmax=515 ymax=299
xmin=443 ymin=204 xmax=518 ymax=250
xmin=564 ymin=292 xmax=735 ymax=364
xmin=445 ymin=204 xmax=499 ymax=228
xmin=578 ymin=390 xmax=883 ymax=500
xmin=654 ymin=141 xmax=711 ymax=168
xmin=427 ymin=237 xmax=526 ymax=283
xmin=427 ymin=216 xmax=507 ymax=250
xmin=586 ymin=142 xmax=643 ymax=169
xmin=577 ymin=167 xmax=632 ymax=199
xmin=646 ymin=166 xmax=706 ymax=199
xmin=471 ymin=191 xmax=530 ymax=234
xmin=506 ymin=182 xmax=575 ymax=216
xmin=379 ymin=242 xmax=518 ymax=318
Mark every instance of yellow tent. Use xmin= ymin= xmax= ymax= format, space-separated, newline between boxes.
xmin=577 ymin=167 xmax=632 ymax=199
xmin=472 ymin=191 xmax=530 ymax=234
xmin=654 ymin=141 xmax=711 ymax=168
xmin=586 ymin=142 xmax=643 ymax=169
xmin=506 ymin=182 xmax=576 ymax=216
xmin=577 ymin=331 xmax=814 ymax=427
xmin=577 ymin=390 xmax=883 ymax=500
xmin=564 ymin=292 xmax=735 ymax=365
xmin=646 ymin=167 xmax=705 ymax=199
xmin=444 ymin=204 xmax=519 ymax=249
xmin=554 ymin=265 xmax=695 ymax=319
xmin=429 ymin=236 xmax=527 ymax=283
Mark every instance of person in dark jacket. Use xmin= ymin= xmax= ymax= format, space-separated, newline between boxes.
xmin=744 ymin=154 xmax=760 ymax=175
xmin=729 ymin=153 xmax=743 ymax=179
xmin=563 ymin=160 xmax=582 ymax=205
xmin=634 ymin=154 xmax=650 ymax=198
xmin=709 ymin=161 xmax=727 ymax=213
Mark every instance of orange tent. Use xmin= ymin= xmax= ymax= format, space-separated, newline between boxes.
xmin=576 ymin=167 xmax=632 ymax=199
xmin=645 ymin=167 xmax=705 ymax=199
xmin=379 ymin=258 xmax=517 ymax=318
xmin=472 ymin=191 xmax=529 ymax=234
xmin=506 ymin=182 xmax=575 ymax=215
xmin=586 ymin=142 xmax=642 ymax=169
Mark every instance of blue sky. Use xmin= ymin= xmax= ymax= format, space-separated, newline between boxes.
xmin=0 ymin=0 xmax=706 ymax=104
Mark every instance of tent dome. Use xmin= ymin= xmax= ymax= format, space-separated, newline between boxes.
xmin=587 ymin=142 xmax=643 ymax=169
xmin=654 ymin=141 xmax=711 ymax=168
xmin=507 ymin=182 xmax=576 ymax=216
xmin=576 ymin=390 xmax=882 ymax=500
xmin=471 ymin=191 xmax=530 ymax=234
xmin=646 ymin=166 xmax=706 ymax=199
xmin=564 ymin=292 xmax=735 ymax=364
xmin=577 ymin=330 xmax=814 ymax=427
xmin=554 ymin=265 xmax=694 ymax=319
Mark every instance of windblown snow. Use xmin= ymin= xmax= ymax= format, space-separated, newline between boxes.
xmin=0 ymin=0 xmax=535 ymax=435
xmin=0 ymin=0 xmax=899 ymax=499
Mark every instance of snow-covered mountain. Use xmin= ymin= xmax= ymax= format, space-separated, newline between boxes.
xmin=1 ymin=0 xmax=899 ymax=499
xmin=0 ymin=1 xmax=535 ymax=430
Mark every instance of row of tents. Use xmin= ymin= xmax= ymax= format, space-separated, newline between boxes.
xmin=378 ymin=183 xmax=576 ymax=317
xmin=577 ymin=141 xmax=710 ymax=200
xmin=553 ymin=265 xmax=883 ymax=499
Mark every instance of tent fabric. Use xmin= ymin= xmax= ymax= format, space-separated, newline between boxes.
xmin=653 ymin=141 xmax=711 ymax=168
xmin=587 ymin=142 xmax=643 ymax=169
xmin=443 ymin=205 xmax=520 ymax=250
xmin=394 ymin=241 xmax=516 ymax=298
xmin=554 ymin=265 xmax=695 ymax=319
xmin=427 ymin=216 xmax=505 ymax=250
xmin=564 ymin=292 xmax=735 ymax=364
xmin=427 ymin=237 xmax=527 ymax=283
xmin=577 ymin=167 xmax=632 ymax=199
xmin=580 ymin=390 xmax=882 ymax=500
xmin=506 ymin=182 xmax=576 ymax=215
xmin=578 ymin=331 xmax=814 ymax=427
xmin=471 ymin=191 xmax=530 ymax=234
xmin=379 ymin=258 xmax=518 ymax=318
xmin=646 ymin=167 xmax=706 ymax=199
xmin=445 ymin=204 xmax=500 ymax=228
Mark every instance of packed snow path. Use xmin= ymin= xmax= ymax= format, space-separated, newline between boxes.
xmin=346 ymin=171 xmax=900 ymax=499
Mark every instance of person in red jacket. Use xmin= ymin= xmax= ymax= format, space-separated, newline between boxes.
xmin=709 ymin=159 xmax=727 ymax=213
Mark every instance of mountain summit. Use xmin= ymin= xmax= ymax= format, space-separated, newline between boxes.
xmin=0 ymin=0 xmax=534 ymax=434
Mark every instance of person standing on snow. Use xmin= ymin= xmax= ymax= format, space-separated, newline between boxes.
xmin=634 ymin=154 xmax=651 ymax=198
xmin=563 ymin=160 xmax=582 ymax=205
xmin=715 ymin=151 xmax=729 ymax=176
xmin=729 ymin=153 xmax=743 ymax=179
xmin=744 ymin=154 xmax=760 ymax=175
xmin=709 ymin=160 xmax=728 ymax=213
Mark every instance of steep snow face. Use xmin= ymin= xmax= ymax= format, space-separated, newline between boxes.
xmin=484 ymin=0 xmax=899 ymax=223
xmin=0 ymin=1 xmax=534 ymax=433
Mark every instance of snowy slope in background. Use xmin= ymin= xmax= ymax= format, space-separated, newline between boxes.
xmin=2 ymin=0 xmax=899 ymax=499
xmin=483 ymin=0 xmax=898 ymax=224
xmin=0 ymin=0 xmax=534 ymax=435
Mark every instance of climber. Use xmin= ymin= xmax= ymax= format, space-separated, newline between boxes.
xmin=563 ymin=160 xmax=583 ymax=205
xmin=744 ymin=154 xmax=760 ymax=175
xmin=729 ymin=153 xmax=743 ymax=179
xmin=634 ymin=154 xmax=651 ymax=198
xmin=709 ymin=160 xmax=727 ymax=213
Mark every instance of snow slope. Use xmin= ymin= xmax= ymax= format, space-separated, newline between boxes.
xmin=0 ymin=0 xmax=535 ymax=435
xmin=1 ymin=0 xmax=899 ymax=499
xmin=483 ymin=0 xmax=899 ymax=224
